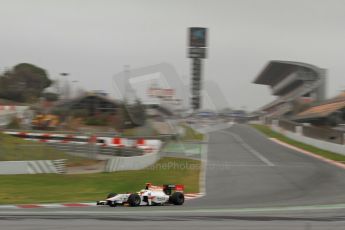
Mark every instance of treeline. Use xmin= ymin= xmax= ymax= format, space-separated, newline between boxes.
xmin=0 ymin=63 xmax=52 ymax=103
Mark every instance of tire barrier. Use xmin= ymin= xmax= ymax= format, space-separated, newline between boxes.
xmin=0 ymin=105 xmax=16 ymax=111
xmin=3 ymin=131 xmax=161 ymax=154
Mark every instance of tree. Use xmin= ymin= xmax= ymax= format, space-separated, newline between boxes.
xmin=42 ymin=92 xmax=59 ymax=101
xmin=0 ymin=63 xmax=51 ymax=102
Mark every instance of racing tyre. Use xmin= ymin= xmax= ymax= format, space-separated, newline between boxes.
xmin=170 ymin=192 xmax=184 ymax=205
xmin=108 ymin=201 xmax=117 ymax=207
xmin=127 ymin=194 xmax=141 ymax=207
xmin=107 ymin=193 xmax=117 ymax=198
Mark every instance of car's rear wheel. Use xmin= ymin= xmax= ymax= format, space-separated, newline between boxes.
xmin=127 ymin=194 xmax=141 ymax=207
xmin=170 ymin=192 xmax=184 ymax=205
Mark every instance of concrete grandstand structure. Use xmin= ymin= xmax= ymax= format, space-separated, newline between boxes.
xmin=253 ymin=60 xmax=326 ymax=120
xmin=293 ymin=92 xmax=345 ymax=126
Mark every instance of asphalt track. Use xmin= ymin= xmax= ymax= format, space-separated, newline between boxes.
xmin=2 ymin=124 xmax=345 ymax=229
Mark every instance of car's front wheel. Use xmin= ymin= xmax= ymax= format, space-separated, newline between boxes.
xmin=107 ymin=200 xmax=117 ymax=207
xmin=127 ymin=194 xmax=141 ymax=207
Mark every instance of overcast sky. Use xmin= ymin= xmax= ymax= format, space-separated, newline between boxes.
xmin=1 ymin=0 xmax=345 ymax=110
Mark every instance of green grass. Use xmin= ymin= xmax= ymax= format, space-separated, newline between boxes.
xmin=180 ymin=124 xmax=204 ymax=141
xmin=0 ymin=157 xmax=200 ymax=204
xmin=0 ymin=133 xmax=99 ymax=167
xmin=162 ymin=142 xmax=202 ymax=154
xmin=251 ymin=124 xmax=345 ymax=163
xmin=122 ymin=120 xmax=158 ymax=137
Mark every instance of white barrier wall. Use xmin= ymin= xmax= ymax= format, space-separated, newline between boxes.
xmin=105 ymin=140 xmax=161 ymax=172
xmin=271 ymin=123 xmax=345 ymax=156
xmin=0 ymin=106 xmax=30 ymax=127
xmin=0 ymin=160 xmax=66 ymax=175
xmin=0 ymin=161 xmax=28 ymax=174
xmin=105 ymin=152 xmax=159 ymax=172
xmin=0 ymin=111 xmax=15 ymax=127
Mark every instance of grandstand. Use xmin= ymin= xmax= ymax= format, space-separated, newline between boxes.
xmin=253 ymin=60 xmax=326 ymax=120
xmin=293 ymin=92 xmax=345 ymax=126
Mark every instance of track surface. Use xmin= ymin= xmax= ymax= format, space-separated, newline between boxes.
xmin=189 ymin=124 xmax=345 ymax=208
xmin=2 ymin=124 xmax=345 ymax=229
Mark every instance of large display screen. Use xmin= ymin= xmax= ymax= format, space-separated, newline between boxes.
xmin=189 ymin=27 xmax=207 ymax=47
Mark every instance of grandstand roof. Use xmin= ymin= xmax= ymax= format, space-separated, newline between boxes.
xmin=253 ymin=60 xmax=320 ymax=86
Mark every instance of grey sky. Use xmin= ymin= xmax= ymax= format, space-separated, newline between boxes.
xmin=1 ymin=0 xmax=345 ymax=111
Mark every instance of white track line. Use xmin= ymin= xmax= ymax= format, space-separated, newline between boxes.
xmin=220 ymin=130 xmax=275 ymax=167
xmin=3 ymin=203 xmax=345 ymax=215
xmin=270 ymin=138 xmax=345 ymax=170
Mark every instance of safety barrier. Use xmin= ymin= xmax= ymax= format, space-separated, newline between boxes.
xmin=105 ymin=140 xmax=162 ymax=172
xmin=105 ymin=152 xmax=159 ymax=172
xmin=0 ymin=111 xmax=15 ymax=127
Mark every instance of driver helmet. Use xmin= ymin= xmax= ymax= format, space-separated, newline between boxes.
xmin=145 ymin=182 xmax=152 ymax=190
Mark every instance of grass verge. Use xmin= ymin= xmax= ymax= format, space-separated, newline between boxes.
xmin=162 ymin=142 xmax=202 ymax=154
xmin=0 ymin=157 xmax=200 ymax=204
xmin=0 ymin=133 xmax=99 ymax=167
xmin=251 ymin=124 xmax=345 ymax=163
xmin=161 ymin=124 xmax=204 ymax=153
xmin=180 ymin=124 xmax=204 ymax=141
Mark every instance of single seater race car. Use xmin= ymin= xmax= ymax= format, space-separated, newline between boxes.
xmin=96 ymin=183 xmax=185 ymax=207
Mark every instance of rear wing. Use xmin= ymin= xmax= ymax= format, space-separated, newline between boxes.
xmin=163 ymin=184 xmax=184 ymax=195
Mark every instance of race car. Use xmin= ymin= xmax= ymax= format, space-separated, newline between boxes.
xmin=96 ymin=183 xmax=185 ymax=207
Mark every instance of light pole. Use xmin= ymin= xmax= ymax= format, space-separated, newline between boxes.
xmin=59 ymin=73 xmax=70 ymax=100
